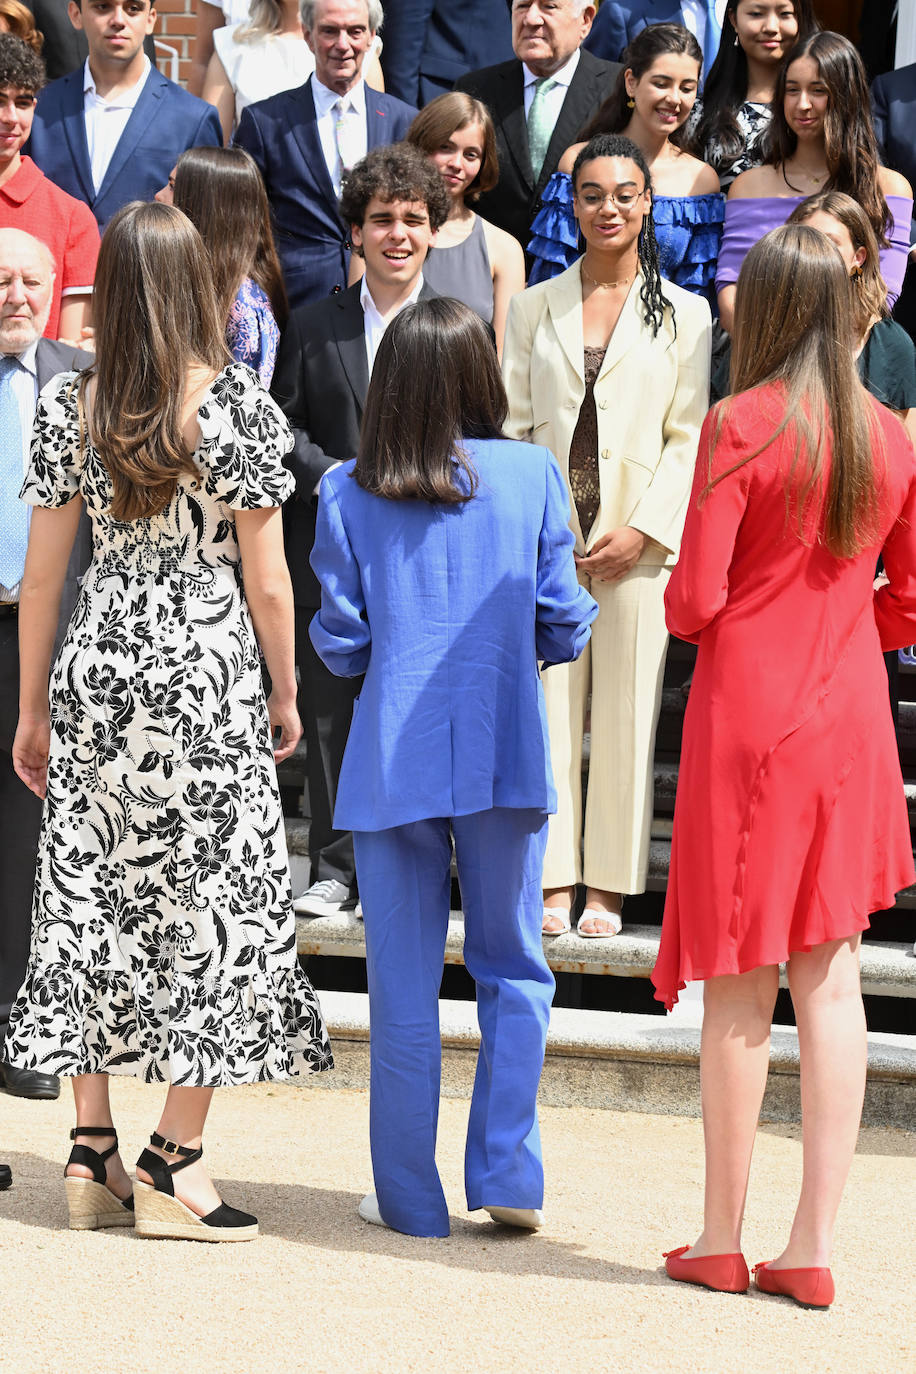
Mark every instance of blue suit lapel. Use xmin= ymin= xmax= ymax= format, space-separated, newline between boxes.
xmin=59 ymin=71 xmax=95 ymax=205
xmin=289 ymin=80 xmax=341 ymax=221
xmin=94 ymin=69 xmax=164 ymax=206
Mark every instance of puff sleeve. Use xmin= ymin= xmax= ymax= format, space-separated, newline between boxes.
xmin=198 ymin=363 xmax=294 ymax=510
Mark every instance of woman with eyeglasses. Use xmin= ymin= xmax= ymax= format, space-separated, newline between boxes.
xmin=503 ymin=133 xmax=711 ymax=941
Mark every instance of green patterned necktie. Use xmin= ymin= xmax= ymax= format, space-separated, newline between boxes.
xmin=527 ymin=76 xmax=559 ymax=182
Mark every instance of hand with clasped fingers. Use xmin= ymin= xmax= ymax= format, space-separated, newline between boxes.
xmin=575 ymin=526 xmax=646 ymax=582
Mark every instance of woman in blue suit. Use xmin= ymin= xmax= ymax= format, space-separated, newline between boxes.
xmin=310 ymin=299 xmax=597 ymax=1239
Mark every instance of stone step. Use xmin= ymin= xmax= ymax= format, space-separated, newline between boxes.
xmin=296 ymin=909 xmax=916 ymax=999
xmin=314 ymin=989 xmax=916 ymax=1129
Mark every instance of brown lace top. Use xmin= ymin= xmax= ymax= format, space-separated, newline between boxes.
xmin=567 ymin=344 xmax=606 ymax=539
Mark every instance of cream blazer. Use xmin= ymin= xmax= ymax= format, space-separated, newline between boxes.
xmin=502 ymin=263 xmax=712 ymax=566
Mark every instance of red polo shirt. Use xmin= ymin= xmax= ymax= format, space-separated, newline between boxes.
xmin=0 ymin=156 xmax=99 ymax=338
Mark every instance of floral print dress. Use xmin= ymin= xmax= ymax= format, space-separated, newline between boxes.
xmin=6 ymin=363 xmax=333 ymax=1085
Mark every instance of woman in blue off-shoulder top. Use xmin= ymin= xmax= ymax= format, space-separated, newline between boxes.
xmin=528 ymin=23 xmax=724 ymax=308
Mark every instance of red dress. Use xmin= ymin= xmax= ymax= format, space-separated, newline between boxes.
xmin=652 ymin=384 xmax=916 ymax=1010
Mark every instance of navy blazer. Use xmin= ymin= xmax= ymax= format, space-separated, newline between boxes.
xmin=234 ymin=79 xmax=416 ymax=311
xmin=310 ymin=441 xmax=598 ymax=832
xmin=381 ymin=0 xmax=513 ymax=107
xmin=872 ymin=63 xmax=916 ymax=246
xmin=28 ymin=67 xmax=222 ymax=231
xmin=584 ymin=2 xmax=689 ymax=63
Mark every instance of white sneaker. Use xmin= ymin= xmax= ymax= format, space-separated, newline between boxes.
xmin=293 ymin=878 xmax=350 ymax=916
xmin=358 ymin=1193 xmax=389 ymax=1228
xmin=484 ymin=1205 xmax=545 ymax=1230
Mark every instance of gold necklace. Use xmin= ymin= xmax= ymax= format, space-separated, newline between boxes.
xmin=580 ymin=265 xmax=632 ymax=290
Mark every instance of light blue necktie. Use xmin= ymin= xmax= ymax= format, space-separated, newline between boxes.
xmin=527 ymin=76 xmax=559 ymax=183
xmin=0 ymin=355 xmax=28 ymax=591
xmin=703 ymin=1 xmax=722 ymax=82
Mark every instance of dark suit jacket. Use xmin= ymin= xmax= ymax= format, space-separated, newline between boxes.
xmin=454 ymin=49 xmax=620 ymax=250
xmin=270 ymin=279 xmax=437 ymax=607
xmin=583 ymin=2 xmax=688 ymax=64
xmin=381 ymin=0 xmax=513 ymax=107
xmin=872 ymin=63 xmax=916 ymax=246
xmin=235 ymin=79 xmax=417 ymax=311
xmin=27 ymin=66 xmax=222 ymax=230
xmin=22 ymin=1 xmax=157 ymax=81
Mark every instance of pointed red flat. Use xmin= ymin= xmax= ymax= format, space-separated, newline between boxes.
xmin=753 ymin=1261 xmax=834 ymax=1308
xmin=663 ymin=1245 xmax=749 ymax=1293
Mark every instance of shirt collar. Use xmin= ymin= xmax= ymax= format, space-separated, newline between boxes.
xmin=312 ymin=74 xmax=366 ymax=118
xmin=3 ymin=339 xmax=39 ymax=375
xmin=359 ymin=272 xmax=424 ymax=319
xmin=0 ymin=155 xmax=41 ymax=206
xmin=522 ymin=48 xmax=580 ymax=92
xmin=83 ymin=55 xmax=151 ymax=107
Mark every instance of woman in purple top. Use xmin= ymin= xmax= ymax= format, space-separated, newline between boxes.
xmin=716 ymin=31 xmax=912 ymax=336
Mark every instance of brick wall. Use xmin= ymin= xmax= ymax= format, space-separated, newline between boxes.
xmin=153 ymin=0 xmax=198 ymax=87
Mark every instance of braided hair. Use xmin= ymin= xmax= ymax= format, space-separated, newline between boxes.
xmin=571 ymin=134 xmax=674 ymax=338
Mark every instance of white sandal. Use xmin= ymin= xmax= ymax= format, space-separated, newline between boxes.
xmin=576 ymin=908 xmax=623 ymax=939
xmin=542 ymin=906 xmax=571 ymax=936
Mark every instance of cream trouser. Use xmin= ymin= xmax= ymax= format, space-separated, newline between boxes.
xmin=541 ymin=562 xmax=671 ymax=895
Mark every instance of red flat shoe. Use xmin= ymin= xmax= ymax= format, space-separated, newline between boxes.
xmin=663 ymin=1245 xmax=749 ymax=1293
xmin=753 ymin=1261 xmax=834 ymax=1309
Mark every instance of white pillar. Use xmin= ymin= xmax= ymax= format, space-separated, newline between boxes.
xmin=896 ymin=0 xmax=916 ymax=67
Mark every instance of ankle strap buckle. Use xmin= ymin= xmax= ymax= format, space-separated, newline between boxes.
xmin=160 ymin=1137 xmax=182 ymax=1156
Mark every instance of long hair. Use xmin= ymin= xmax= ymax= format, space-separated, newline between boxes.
xmin=172 ymin=145 xmax=287 ymax=330
xmin=356 ymin=298 xmax=507 ymax=504
xmin=0 ymin=0 xmax=42 ymax=53
xmin=579 ymin=23 xmax=702 ymax=150
xmin=571 ymin=134 xmax=674 ymax=337
xmin=406 ymin=91 xmax=500 ymax=203
xmin=718 ymin=224 xmax=882 ymax=558
xmin=762 ymin=31 xmax=890 ymax=246
xmin=83 ymin=201 xmax=230 ymax=523
xmin=787 ymin=190 xmax=887 ymax=337
xmin=688 ymin=0 xmax=819 ymax=174
xmin=235 ymin=0 xmax=282 ymax=43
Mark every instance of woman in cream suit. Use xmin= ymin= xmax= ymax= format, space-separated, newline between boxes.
xmin=503 ymin=134 xmax=711 ymax=937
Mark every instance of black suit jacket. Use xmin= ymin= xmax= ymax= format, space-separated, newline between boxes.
xmin=872 ymin=63 xmax=916 ymax=246
xmin=22 ymin=1 xmax=157 ymax=81
xmin=455 ymin=49 xmax=620 ymax=250
xmin=270 ymin=279 xmax=438 ymax=608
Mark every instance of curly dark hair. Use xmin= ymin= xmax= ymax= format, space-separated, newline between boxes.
xmin=571 ymin=134 xmax=674 ymax=338
xmin=0 ymin=31 xmax=45 ymax=94
xmin=339 ymin=142 xmax=451 ymax=234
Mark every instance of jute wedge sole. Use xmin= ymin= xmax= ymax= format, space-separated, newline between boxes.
xmin=65 ymin=1177 xmax=135 ymax=1231
xmin=133 ymin=1181 xmax=259 ymax=1242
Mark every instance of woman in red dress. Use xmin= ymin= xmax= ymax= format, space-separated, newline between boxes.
xmin=653 ymin=224 xmax=916 ymax=1308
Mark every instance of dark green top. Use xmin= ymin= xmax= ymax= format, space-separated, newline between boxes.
xmin=858 ymin=317 xmax=916 ymax=411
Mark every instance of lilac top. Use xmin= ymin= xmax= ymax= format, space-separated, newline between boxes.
xmin=225 ymin=277 xmax=280 ymax=386
xmin=715 ymin=193 xmax=913 ymax=306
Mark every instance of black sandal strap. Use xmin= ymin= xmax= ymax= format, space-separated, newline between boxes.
xmin=69 ymin=1127 xmax=118 ymax=1140
xmin=65 ymin=1142 xmax=117 ymax=1183
xmin=137 ymin=1135 xmax=204 ymax=1196
xmin=149 ymin=1132 xmax=203 ymax=1164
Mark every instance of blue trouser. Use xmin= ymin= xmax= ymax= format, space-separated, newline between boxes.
xmin=354 ymin=808 xmax=554 ymax=1238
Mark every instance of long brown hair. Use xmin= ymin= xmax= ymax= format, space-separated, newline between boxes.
xmin=787 ymin=190 xmax=887 ymax=337
xmin=357 ymin=298 xmax=507 ymax=504
xmin=717 ymin=224 xmax=882 ymax=558
xmin=172 ymin=145 xmax=288 ymax=330
xmin=406 ymin=91 xmax=500 ymax=202
xmin=763 ymin=31 xmax=890 ymax=247
xmin=83 ymin=201 xmax=229 ymax=523
xmin=579 ymin=22 xmax=702 ymax=150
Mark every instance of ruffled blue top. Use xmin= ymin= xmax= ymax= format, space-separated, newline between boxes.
xmin=528 ymin=171 xmax=725 ymax=308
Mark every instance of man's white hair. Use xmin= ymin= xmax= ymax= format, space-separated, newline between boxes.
xmin=300 ymin=0 xmax=383 ymax=33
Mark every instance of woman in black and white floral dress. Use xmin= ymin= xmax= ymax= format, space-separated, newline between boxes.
xmin=8 ymin=201 xmax=331 ymax=1243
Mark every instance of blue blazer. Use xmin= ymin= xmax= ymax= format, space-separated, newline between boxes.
xmin=310 ymin=440 xmax=598 ymax=832
xmin=381 ymin=0 xmax=513 ymax=107
xmin=872 ymin=63 xmax=916 ymax=247
xmin=585 ymin=2 xmax=688 ymax=63
xmin=234 ymin=79 xmax=416 ymax=311
xmin=28 ymin=67 xmax=222 ymax=231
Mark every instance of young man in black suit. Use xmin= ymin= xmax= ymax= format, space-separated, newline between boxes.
xmin=454 ymin=0 xmax=619 ymax=253
xmin=271 ymin=143 xmax=449 ymax=918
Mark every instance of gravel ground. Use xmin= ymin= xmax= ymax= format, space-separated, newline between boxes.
xmin=0 ymin=1076 xmax=912 ymax=1374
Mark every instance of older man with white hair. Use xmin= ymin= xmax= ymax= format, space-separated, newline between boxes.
xmin=0 ymin=228 xmax=90 ymax=1115
xmin=455 ymin=0 xmax=619 ymax=256
xmin=235 ymin=0 xmax=417 ymax=309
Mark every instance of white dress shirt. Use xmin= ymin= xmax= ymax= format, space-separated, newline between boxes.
xmin=679 ymin=0 xmax=728 ymax=50
xmin=522 ymin=48 xmax=580 ymax=121
xmin=359 ymin=272 xmax=425 ymax=375
xmin=83 ymin=56 xmax=152 ymax=194
xmin=1 ymin=340 xmax=39 ymax=602
xmin=311 ymin=75 xmax=368 ymax=196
